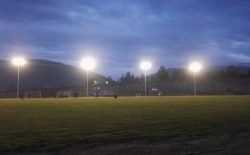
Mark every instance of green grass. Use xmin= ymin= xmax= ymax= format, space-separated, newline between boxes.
xmin=0 ymin=96 xmax=250 ymax=152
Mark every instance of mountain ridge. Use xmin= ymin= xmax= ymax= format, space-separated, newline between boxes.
xmin=0 ymin=59 xmax=107 ymax=89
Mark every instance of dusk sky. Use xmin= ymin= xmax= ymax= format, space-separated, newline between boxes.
xmin=0 ymin=0 xmax=250 ymax=79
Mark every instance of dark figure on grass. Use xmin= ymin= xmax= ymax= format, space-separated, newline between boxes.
xmin=74 ymin=92 xmax=79 ymax=99
xmin=20 ymin=94 xmax=24 ymax=100
xmin=114 ymin=92 xmax=118 ymax=99
xmin=95 ymin=87 xmax=100 ymax=97
xmin=95 ymin=90 xmax=100 ymax=97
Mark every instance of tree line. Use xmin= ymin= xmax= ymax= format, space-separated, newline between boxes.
xmin=114 ymin=65 xmax=250 ymax=95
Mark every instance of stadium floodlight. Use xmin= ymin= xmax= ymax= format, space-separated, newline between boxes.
xmin=140 ymin=61 xmax=152 ymax=96
xmin=12 ymin=57 xmax=27 ymax=98
xmin=188 ymin=62 xmax=202 ymax=96
xmin=80 ymin=57 xmax=96 ymax=97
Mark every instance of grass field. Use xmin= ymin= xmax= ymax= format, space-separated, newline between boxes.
xmin=0 ymin=96 xmax=250 ymax=153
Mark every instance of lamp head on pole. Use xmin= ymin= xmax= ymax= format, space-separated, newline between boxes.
xmin=188 ymin=62 xmax=202 ymax=73
xmin=80 ymin=57 xmax=96 ymax=71
xmin=140 ymin=61 xmax=152 ymax=71
xmin=12 ymin=57 xmax=26 ymax=67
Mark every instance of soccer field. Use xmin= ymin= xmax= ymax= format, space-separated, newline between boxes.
xmin=0 ymin=96 xmax=250 ymax=154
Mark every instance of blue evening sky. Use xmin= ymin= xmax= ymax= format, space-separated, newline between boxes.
xmin=0 ymin=0 xmax=250 ymax=78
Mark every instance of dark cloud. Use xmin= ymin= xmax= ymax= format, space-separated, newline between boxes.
xmin=0 ymin=0 xmax=250 ymax=78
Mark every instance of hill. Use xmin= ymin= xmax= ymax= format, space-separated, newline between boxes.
xmin=0 ymin=59 xmax=107 ymax=90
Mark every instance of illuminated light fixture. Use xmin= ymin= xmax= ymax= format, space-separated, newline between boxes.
xmin=12 ymin=57 xmax=26 ymax=66
xmin=80 ymin=57 xmax=96 ymax=71
xmin=189 ymin=62 xmax=202 ymax=73
xmin=80 ymin=57 xmax=97 ymax=97
xmin=12 ymin=57 xmax=27 ymax=98
xmin=188 ymin=62 xmax=202 ymax=96
xmin=140 ymin=61 xmax=152 ymax=71
xmin=140 ymin=60 xmax=152 ymax=96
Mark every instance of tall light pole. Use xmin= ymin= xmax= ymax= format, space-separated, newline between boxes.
xmin=188 ymin=62 xmax=202 ymax=96
xmin=140 ymin=61 xmax=152 ymax=96
xmin=12 ymin=57 xmax=26 ymax=98
xmin=80 ymin=57 xmax=96 ymax=97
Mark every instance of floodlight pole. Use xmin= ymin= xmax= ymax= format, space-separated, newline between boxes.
xmin=145 ymin=71 xmax=146 ymax=96
xmin=86 ymin=70 xmax=89 ymax=97
xmin=17 ymin=66 xmax=20 ymax=98
xmin=193 ymin=72 xmax=196 ymax=96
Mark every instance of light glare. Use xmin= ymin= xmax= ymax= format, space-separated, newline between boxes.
xmin=140 ymin=61 xmax=152 ymax=71
xmin=12 ymin=57 xmax=26 ymax=66
xmin=189 ymin=62 xmax=202 ymax=73
xmin=80 ymin=57 xmax=96 ymax=71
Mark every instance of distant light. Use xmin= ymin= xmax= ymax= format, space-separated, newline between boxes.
xmin=189 ymin=62 xmax=202 ymax=73
xmin=140 ymin=60 xmax=152 ymax=96
xmin=140 ymin=61 xmax=152 ymax=71
xmin=12 ymin=57 xmax=26 ymax=66
xmin=80 ymin=57 xmax=96 ymax=71
xmin=12 ymin=57 xmax=27 ymax=98
xmin=105 ymin=81 xmax=109 ymax=85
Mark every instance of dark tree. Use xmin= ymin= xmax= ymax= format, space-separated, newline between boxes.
xmin=156 ymin=66 xmax=169 ymax=81
xmin=171 ymin=68 xmax=187 ymax=80
xmin=247 ymin=70 xmax=250 ymax=78
xmin=226 ymin=66 xmax=239 ymax=78
xmin=119 ymin=72 xmax=136 ymax=84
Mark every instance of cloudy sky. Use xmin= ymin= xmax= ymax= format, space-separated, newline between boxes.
xmin=0 ymin=0 xmax=250 ymax=78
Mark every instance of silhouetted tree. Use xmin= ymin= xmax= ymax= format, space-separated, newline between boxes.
xmin=156 ymin=66 xmax=168 ymax=82
xmin=247 ymin=70 xmax=250 ymax=78
xmin=207 ymin=70 xmax=225 ymax=81
xmin=119 ymin=72 xmax=136 ymax=84
xmin=226 ymin=66 xmax=239 ymax=78
xmin=119 ymin=74 xmax=125 ymax=83
xmin=171 ymin=68 xmax=187 ymax=80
